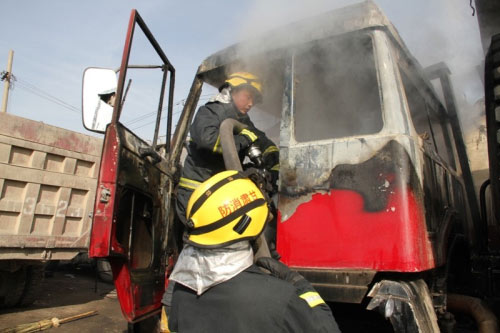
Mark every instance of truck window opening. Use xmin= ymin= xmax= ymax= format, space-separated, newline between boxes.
xmin=294 ymin=34 xmax=383 ymax=141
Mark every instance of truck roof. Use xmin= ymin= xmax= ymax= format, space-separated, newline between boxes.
xmin=197 ymin=0 xmax=417 ymax=86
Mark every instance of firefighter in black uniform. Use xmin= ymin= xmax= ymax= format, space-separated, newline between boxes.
xmin=160 ymin=72 xmax=340 ymax=332
xmin=165 ymin=170 xmax=341 ymax=332
xmin=176 ymin=71 xmax=279 ymax=226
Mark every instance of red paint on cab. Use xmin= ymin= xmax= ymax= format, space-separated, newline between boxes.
xmin=89 ymin=124 xmax=119 ymax=258
xmin=277 ymin=188 xmax=435 ymax=272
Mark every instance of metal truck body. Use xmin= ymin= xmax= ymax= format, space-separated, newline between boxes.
xmin=0 ymin=111 xmax=102 ymax=307
xmin=177 ymin=2 xmax=482 ymax=330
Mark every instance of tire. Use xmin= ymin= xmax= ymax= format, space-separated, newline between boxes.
xmin=96 ymin=259 xmax=113 ymax=283
xmin=18 ymin=265 xmax=44 ymax=307
xmin=0 ymin=268 xmax=26 ymax=308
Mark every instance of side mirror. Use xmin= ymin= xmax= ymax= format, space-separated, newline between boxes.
xmin=82 ymin=68 xmax=117 ymax=133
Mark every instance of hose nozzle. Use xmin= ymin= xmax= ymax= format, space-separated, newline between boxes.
xmin=247 ymin=144 xmax=263 ymax=168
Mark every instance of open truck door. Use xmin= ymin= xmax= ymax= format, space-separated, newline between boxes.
xmin=82 ymin=9 xmax=177 ymax=323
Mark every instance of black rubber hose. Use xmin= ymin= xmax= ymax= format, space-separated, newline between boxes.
xmin=219 ymin=118 xmax=247 ymax=171
xmin=219 ymin=118 xmax=271 ymax=259
xmin=448 ymin=293 xmax=499 ymax=333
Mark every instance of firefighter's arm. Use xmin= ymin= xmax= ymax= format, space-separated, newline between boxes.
xmin=262 ymin=143 xmax=279 ymax=172
xmin=191 ymin=105 xmax=256 ymax=154
xmin=256 ymin=258 xmax=340 ymax=332
xmin=190 ymin=105 xmax=224 ymax=152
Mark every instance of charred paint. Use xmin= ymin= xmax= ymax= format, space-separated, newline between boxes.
xmin=277 ymin=140 xmax=436 ymax=272
xmin=89 ymin=123 xmax=170 ymax=321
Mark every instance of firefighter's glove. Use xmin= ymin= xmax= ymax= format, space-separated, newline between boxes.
xmin=256 ymin=257 xmax=304 ymax=286
xmin=238 ymin=129 xmax=258 ymax=148
xmin=243 ymin=168 xmax=273 ymax=200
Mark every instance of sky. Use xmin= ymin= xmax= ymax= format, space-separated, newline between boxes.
xmin=0 ymin=0 xmax=485 ymax=139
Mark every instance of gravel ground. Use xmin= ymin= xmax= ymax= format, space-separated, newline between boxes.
xmin=0 ymin=264 xmax=127 ymax=332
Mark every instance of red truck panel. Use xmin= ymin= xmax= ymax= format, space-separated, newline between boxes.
xmin=277 ymin=187 xmax=435 ymax=272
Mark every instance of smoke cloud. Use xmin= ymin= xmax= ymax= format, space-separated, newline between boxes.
xmin=232 ymin=0 xmax=487 ymax=179
xmin=236 ymin=0 xmax=484 ymax=117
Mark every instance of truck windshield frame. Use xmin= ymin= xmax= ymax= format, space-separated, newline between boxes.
xmin=292 ymin=32 xmax=383 ymax=142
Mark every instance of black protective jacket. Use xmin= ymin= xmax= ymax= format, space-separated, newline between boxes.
xmin=182 ymin=101 xmax=278 ymax=183
xmin=176 ymin=101 xmax=278 ymax=223
xmin=168 ymin=265 xmax=340 ymax=333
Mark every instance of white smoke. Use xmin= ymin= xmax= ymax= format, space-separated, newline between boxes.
xmin=236 ymin=0 xmax=484 ymax=121
xmin=235 ymin=0 xmax=487 ymax=182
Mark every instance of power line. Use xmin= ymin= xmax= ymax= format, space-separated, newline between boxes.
xmin=131 ymin=108 xmax=183 ymax=131
xmin=15 ymin=82 xmax=80 ymax=114
xmin=16 ymin=76 xmax=80 ymax=112
xmin=123 ymin=95 xmax=209 ymax=126
xmin=10 ymin=73 xmax=215 ymax=123
xmin=124 ymin=104 xmax=182 ymax=127
xmin=13 ymin=76 xmax=80 ymax=114
xmin=15 ymin=82 xmax=79 ymax=114
xmin=124 ymin=110 xmax=157 ymax=126
xmin=127 ymin=96 xmax=211 ymax=130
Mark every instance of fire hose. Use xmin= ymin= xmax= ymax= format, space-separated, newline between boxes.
xmin=219 ymin=118 xmax=272 ymax=259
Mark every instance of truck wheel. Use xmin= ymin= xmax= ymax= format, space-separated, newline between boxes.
xmin=0 ymin=268 xmax=26 ymax=308
xmin=18 ymin=265 xmax=44 ymax=307
xmin=96 ymin=259 xmax=113 ymax=283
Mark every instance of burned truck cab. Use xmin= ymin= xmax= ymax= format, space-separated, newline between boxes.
xmin=181 ymin=1 xmax=471 ymax=330
xmin=276 ymin=8 xmax=465 ymax=282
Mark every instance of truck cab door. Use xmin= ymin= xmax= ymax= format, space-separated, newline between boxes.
xmin=84 ymin=10 xmax=177 ymax=323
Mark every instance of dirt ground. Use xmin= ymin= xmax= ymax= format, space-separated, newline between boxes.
xmin=0 ymin=264 xmax=483 ymax=332
xmin=0 ymin=264 xmax=128 ymax=332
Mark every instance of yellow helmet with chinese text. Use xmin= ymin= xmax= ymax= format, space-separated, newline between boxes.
xmin=185 ymin=170 xmax=269 ymax=248
xmin=223 ymin=72 xmax=263 ymax=104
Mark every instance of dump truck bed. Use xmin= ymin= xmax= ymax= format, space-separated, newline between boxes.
xmin=0 ymin=112 xmax=102 ymax=260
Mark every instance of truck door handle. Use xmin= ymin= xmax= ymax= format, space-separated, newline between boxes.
xmin=139 ymin=147 xmax=162 ymax=165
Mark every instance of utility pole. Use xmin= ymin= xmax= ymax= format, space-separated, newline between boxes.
xmin=1 ymin=50 xmax=14 ymax=113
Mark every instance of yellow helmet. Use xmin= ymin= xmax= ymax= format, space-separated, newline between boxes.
xmin=224 ymin=72 xmax=263 ymax=104
xmin=185 ymin=170 xmax=269 ymax=248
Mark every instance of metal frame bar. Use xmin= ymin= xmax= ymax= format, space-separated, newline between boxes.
xmin=152 ymin=68 xmax=168 ymax=149
xmin=425 ymin=62 xmax=483 ymax=253
xmin=112 ymin=9 xmax=176 ymax=150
